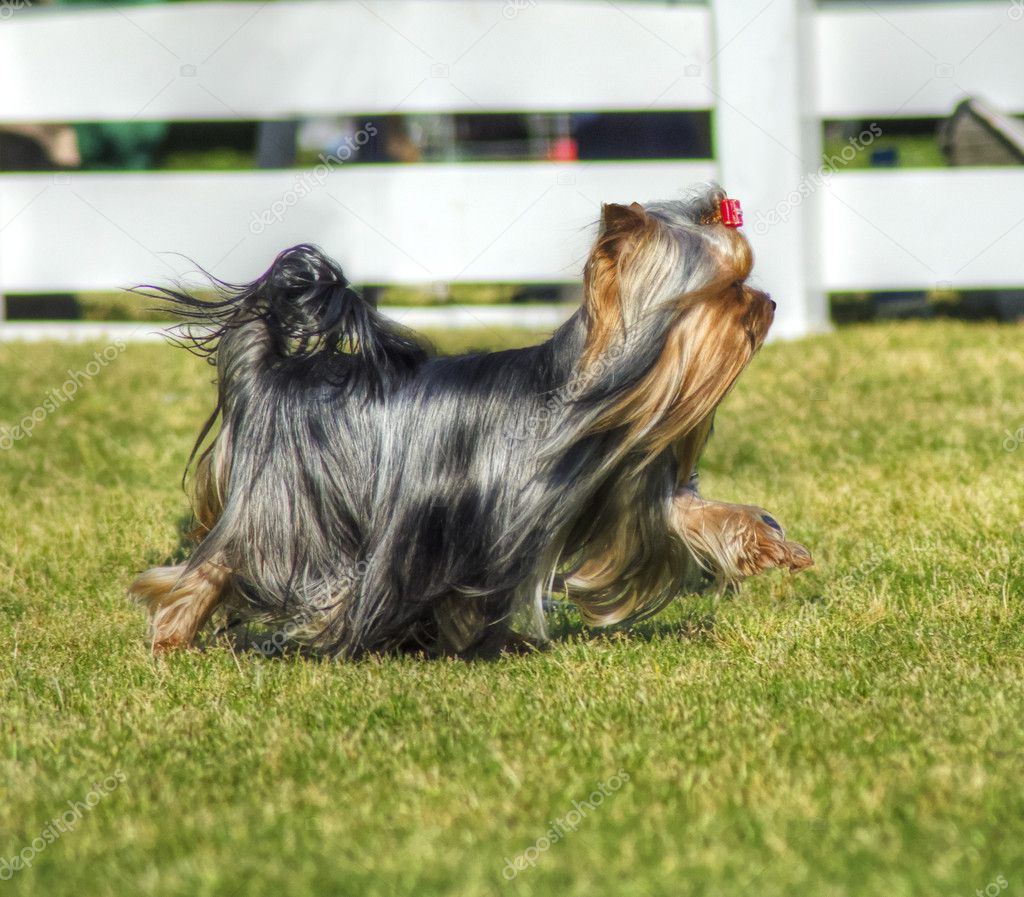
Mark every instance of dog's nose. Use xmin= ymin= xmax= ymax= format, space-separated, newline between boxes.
xmin=768 ymin=297 xmax=777 ymax=310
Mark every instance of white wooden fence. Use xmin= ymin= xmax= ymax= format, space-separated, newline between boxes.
xmin=1 ymin=0 xmax=1023 ymax=339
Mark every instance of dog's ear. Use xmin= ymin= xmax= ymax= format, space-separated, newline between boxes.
xmin=583 ymin=203 xmax=653 ymax=366
xmin=599 ymin=202 xmax=646 ymax=237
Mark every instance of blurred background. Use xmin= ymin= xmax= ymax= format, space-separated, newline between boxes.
xmin=1 ymin=0 xmax=1022 ymax=339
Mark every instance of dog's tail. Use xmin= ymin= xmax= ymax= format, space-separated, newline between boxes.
xmin=130 ymin=245 xmax=427 ymax=649
xmin=141 ymin=243 xmax=426 ymax=399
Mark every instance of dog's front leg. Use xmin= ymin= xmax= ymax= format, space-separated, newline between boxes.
xmin=670 ymin=489 xmax=812 ymax=584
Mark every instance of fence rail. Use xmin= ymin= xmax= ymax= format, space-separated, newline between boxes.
xmin=2 ymin=0 xmax=1023 ymax=339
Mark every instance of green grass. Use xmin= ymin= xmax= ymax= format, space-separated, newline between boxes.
xmin=1 ymin=321 xmax=1022 ymax=896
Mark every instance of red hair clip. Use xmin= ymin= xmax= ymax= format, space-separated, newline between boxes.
xmin=720 ymin=198 xmax=743 ymax=228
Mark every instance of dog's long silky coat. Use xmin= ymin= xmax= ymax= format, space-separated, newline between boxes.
xmin=130 ymin=183 xmax=811 ymax=657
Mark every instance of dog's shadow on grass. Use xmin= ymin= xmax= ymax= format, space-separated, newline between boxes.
xmin=199 ymin=581 xmax=836 ymax=663
xmin=543 ymin=600 xmax=720 ymax=647
xmin=199 ymin=597 xmax=724 ymax=664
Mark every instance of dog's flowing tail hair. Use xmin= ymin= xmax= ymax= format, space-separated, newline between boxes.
xmin=129 ymin=245 xmax=427 ymax=651
xmin=164 ymin=243 xmax=425 ymax=391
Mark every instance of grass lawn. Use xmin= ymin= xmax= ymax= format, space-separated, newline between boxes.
xmin=1 ymin=320 xmax=1022 ymax=897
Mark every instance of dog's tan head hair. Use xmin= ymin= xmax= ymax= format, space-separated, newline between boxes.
xmin=581 ymin=184 xmax=774 ymax=466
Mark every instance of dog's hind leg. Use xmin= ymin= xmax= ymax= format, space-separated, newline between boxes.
xmin=128 ymin=440 xmax=233 ymax=652
xmin=433 ymin=587 xmax=546 ymax=657
xmin=129 ymin=558 xmax=231 ymax=652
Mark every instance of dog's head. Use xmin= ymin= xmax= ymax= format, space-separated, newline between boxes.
xmin=581 ymin=184 xmax=774 ymax=462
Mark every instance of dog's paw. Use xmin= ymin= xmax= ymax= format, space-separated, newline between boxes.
xmin=737 ymin=510 xmax=813 ymax=576
xmin=671 ymin=494 xmax=813 ymax=583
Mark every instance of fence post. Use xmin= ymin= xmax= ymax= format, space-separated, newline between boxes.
xmin=709 ymin=0 xmax=828 ymax=340
xmin=0 ymin=174 xmax=5 ymax=324
xmin=0 ymin=202 xmax=5 ymax=325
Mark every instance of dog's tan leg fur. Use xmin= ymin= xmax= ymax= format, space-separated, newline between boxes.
xmin=671 ymin=491 xmax=812 ymax=583
xmin=129 ymin=560 xmax=230 ymax=652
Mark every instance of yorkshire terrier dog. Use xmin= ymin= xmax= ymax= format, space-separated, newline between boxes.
xmin=129 ymin=182 xmax=811 ymax=657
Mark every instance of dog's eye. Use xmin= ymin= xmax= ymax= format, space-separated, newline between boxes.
xmin=734 ymin=282 xmax=745 ymax=300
